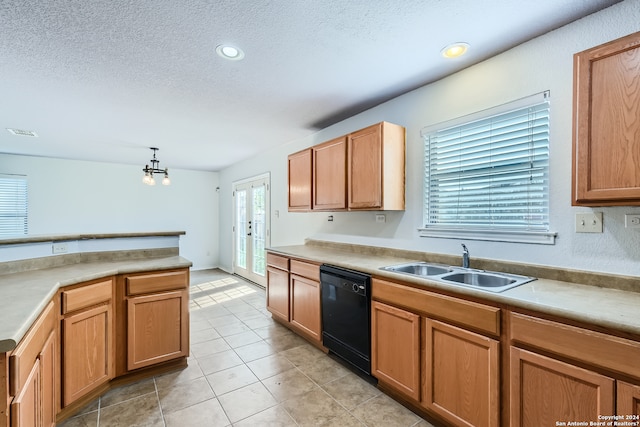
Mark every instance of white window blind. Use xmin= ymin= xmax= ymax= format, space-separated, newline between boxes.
xmin=421 ymin=92 xmax=555 ymax=244
xmin=0 ymin=175 xmax=28 ymax=236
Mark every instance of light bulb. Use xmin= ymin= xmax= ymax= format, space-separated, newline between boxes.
xmin=162 ymin=175 xmax=171 ymax=186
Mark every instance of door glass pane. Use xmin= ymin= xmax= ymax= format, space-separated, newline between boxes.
xmin=236 ymin=189 xmax=247 ymax=269
xmin=252 ymin=184 xmax=266 ymax=276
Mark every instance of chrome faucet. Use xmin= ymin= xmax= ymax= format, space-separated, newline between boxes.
xmin=461 ymin=244 xmax=470 ymax=268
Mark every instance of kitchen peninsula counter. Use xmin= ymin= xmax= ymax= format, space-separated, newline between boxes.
xmin=0 ymin=255 xmax=191 ymax=353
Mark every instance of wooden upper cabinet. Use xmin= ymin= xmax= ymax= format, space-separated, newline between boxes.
xmin=348 ymin=122 xmax=405 ymax=210
xmin=573 ymin=31 xmax=640 ymax=206
xmin=288 ymin=148 xmax=312 ymax=211
xmin=287 ymin=121 xmax=405 ymax=212
xmin=312 ymin=137 xmax=346 ymax=210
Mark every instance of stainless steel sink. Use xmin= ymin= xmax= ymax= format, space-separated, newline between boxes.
xmin=379 ymin=262 xmax=535 ymax=293
xmin=382 ymin=262 xmax=451 ymax=276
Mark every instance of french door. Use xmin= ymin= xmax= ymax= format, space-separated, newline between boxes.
xmin=233 ymin=174 xmax=270 ymax=287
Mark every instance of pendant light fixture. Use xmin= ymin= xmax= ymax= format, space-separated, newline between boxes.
xmin=142 ymin=147 xmax=171 ymax=186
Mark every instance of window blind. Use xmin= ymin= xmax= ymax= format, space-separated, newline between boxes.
xmin=0 ymin=175 xmax=28 ymax=236
xmin=423 ymin=93 xmax=550 ymax=232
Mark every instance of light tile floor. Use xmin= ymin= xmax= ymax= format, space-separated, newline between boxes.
xmin=58 ymin=269 xmax=436 ymax=426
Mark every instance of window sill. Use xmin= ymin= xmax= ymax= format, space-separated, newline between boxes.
xmin=418 ymin=227 xmax=557 ymax=245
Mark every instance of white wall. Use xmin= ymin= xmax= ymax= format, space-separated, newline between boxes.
xmin=0 ymin=154 xmax=219 ymax=269
xmin=218 ymin=0 xmax=640 ymax=277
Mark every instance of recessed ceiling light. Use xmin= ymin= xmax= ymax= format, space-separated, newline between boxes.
xmin=6 ymin=128 xmax=38 ymax=137
xmin=216 ymin=44 xmax=245 ymax=61
xmin=441 ymin=42 xmax=470 ymax=59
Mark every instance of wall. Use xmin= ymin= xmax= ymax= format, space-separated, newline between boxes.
xmin=0 ymin=154 xmax=219 ymax=269
xmin=218 ymin=0 xmax=640 ymax=277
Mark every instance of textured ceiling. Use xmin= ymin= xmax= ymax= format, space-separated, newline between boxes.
xmin=0 ymin=0 xmax=621 ymax=171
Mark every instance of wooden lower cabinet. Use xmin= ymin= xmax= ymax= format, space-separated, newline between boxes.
xmin=423 ymin=319 xmax=499 ymax=427
xmin=12 ymin=331 xmax=56 ymax=427
xmin=289 ymin=274 xmax=321 ymax=341
xmin=38 ymin=332 xmax=55 ymax=427
xmin=8 ymin=301 xmax=56 ymax=427
xmin=127 ymin=290 xmax=188 ymax=371
xmin=266 ymin=253 xmax=290 ymax=323
xmin=618 ymin=381 xmax=640 ymax=416
xmin=266 ymin=266 xmax=290 ymax=323
xmin=371 ymin=300 xmax=420 ymax=400
xmin=10 ymin=359 xmax=38 ymax=427
xmin=510 ymin=347 xmax=615 ymax=427
xmin=62 ymin=303 xmax=113 ymax=406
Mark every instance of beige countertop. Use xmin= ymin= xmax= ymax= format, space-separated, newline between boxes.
xmin=0 ymin=255 xmax=192 ymax=353
xmin=268 ymin=243 xmax=640 ymax=337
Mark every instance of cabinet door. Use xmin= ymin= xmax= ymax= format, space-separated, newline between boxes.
xmin=62 ymin=304 xmax=113 ymax=406
xmin=288 ymin=148 xmax=312 ymax=211
xmin=348 ymin=123 xmax=383 ymax=209
xmin=618 ymin=381 xmax=640 ymax=417
xmin=40 ymin=331 xmax=56 ymax=427
xmin=312 ymin=137 xmax=346 ymax=210
xmin=510 ymin=347 xmax=614 ymax=427
xmin=573 ymin=32 xmax=640 ymax=205
xmin=371 ymin=300 xmax=420 ymax=400
xmin=289 ymin=274 xmax=321 ymax=341
xmin=267 ymin=266 xmax=290 ymax=322
xmin=423 ymin=319 xmax=499 ymax=427
xmin=127 ymin=290 xmax=188 ymax=371
xmin=10 ymin=359 xmax=39 ymax=427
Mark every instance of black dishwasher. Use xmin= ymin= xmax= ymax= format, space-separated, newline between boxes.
xmin=320 ymin=264 xmax=372 ymax=376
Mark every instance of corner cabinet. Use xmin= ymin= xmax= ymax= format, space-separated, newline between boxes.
xmin=9 ymin=301 xmax=56 ymax=427
xmin=287 ymin=121 xmax=405 ymax=212
xmin=572 ymin=31 xmax=640 ymax=206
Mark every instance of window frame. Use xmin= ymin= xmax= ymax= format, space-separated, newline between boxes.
xmin=0 ymin=174 xmax=28 ymax=237
xmin=419 ymin=92 xmax=556 ymax=245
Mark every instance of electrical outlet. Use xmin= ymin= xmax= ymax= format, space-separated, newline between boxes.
xmin=52 ymin=242 xmax=68 ymax=254
xmin=575 ymin=212 xmax=603 ymax=233
xmin=375 ymin=214 xmax=386 ymax=223
xmin=625 ymin=214 xmax=640 ymax=228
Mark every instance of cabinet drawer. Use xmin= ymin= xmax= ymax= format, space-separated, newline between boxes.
xmin=126 ymin=270 xmax=188 ymax=296
xmin=372 ymin=278 xmax=500 ymax=336
xmin=267 ymin=253 xmax=289 ymax=271
xmin=62 ymin=279 xmax=113 ymax=314
xmin=9 ymin=300 xmax=55 ymax=396
xmin=510 ymin=312 xmax=640 ymax=379
xmin=290 ymin=260 xmax=319 ymax=281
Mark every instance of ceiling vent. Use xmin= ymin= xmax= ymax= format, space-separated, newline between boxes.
xmin=6 ymin=128 xmax=38 ymax=137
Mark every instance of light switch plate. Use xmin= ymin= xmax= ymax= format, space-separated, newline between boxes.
xmin=575 ymin=212 xmax=603 ymax=233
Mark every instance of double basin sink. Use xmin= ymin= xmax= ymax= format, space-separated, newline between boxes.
xmin=380 ymin=262 xmax=535 ymax=293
